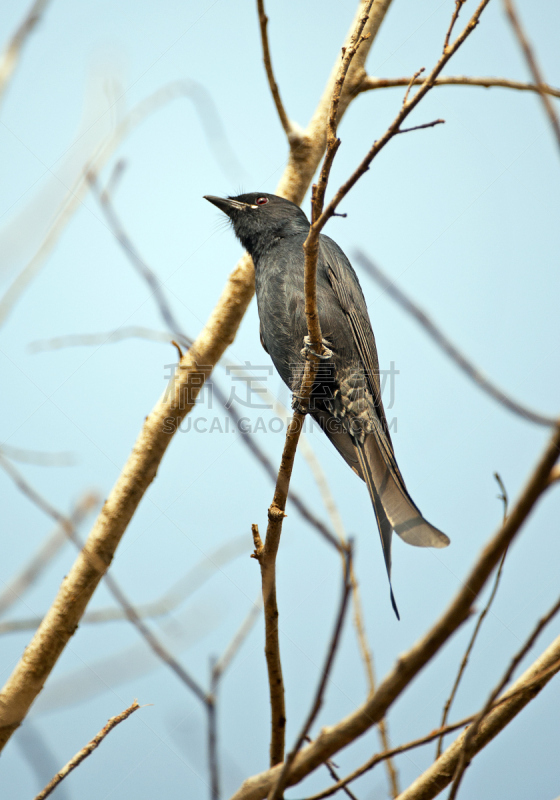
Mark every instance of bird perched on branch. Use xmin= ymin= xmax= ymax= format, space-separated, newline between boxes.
xmin=205 ymin=192 xmax=449 ymax=618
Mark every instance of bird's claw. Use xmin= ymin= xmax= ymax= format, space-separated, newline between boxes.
xmin=291 ymin=394 xmax=309 ymax=415
xmin=301 ymin=335 xmax=333 ymax=361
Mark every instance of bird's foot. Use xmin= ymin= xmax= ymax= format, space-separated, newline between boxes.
xmin=291 ymin=394 xmax=309 ymax=415
xmin=301 ymin=335 xmax=333 ymax=361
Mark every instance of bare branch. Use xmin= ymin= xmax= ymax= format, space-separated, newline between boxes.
xmin=268 ymin=547 xmax=352 ymax=800
xmin=251 ymin=516 xmax=286 ymax=767
xmin=227 ymin=420 xmax=560 ymax=799
xmin=503 ymin=0 xmax=560 ymax=151
xmin=443 ymin=0 xmax=467 ymax=53
xmin=0 ymin=0 xmax=51 ymax=106
xmin=435 ymin=473 xmax=510 ymax=756
xmin=355 ymin=252 xmax=557 ymax=427
xmin=436 ymin=547 xmax=508 ymax=758
xmin=448 ymin=592 xmax=560 ymax=798
xmin=398 ymin=632 xmax=560 ymax=800
xmin=256 ymin=0 xmax=293 ymax=139
xmin=396 ymin=118 xmax=445 ymax=134
xmin=297 ymin=434 xmax=399 ymax=796
xmin=0 ymin=493 xmax=98 ymax=618
xmin=312 ymin=0 xmax=493 ymax=236
xmin=250 ymin=3 xmax=376 ymax=768
xmin=32 ymin=700 xmax=141 ymax=800
xmin=357 ymin=74 xmax=560 ymax=98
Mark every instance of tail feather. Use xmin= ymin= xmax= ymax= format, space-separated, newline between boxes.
xmin=355 ymin=446 xmax=400 ymax=620
xmin=363 ymin=428 xmax=450 ymax=549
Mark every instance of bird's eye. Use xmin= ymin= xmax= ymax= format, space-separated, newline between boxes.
xmin=255 ymin=197 xmax=269 ymax=205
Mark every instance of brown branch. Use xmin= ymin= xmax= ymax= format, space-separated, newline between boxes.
xmin=398 ymin=632 xmax=560 ymax=800
xmin=227 ymin=419 xmax=560 ymax=799
xmin=297 ymin=434 xmax=399 ymax=796
xmin=448 ymin=592 xmax=560 ymax=799
xmin=304 ymin=647 xmax=560 ymax=800
xmin=312 ymin=0 xmax=493 ymax=237
xmin=355 ymin=253 xmax=557 ymax=427
xmin=547 ymin=464 xmax=560 ymax=486
xmin=32 ymin=700 xmax=141 ymax=800
xmin=0 ymin=0 xmax=51 ymax=105
xmin=268 ymin=547 xmax=352 ymax=800
xmin=443 ymin=0 xmax=467 ymax=53
xmin=356 ymin=74 xmax=560 ymax=99
xmin=256 ymin=0 xmax=293 ymax=139
xmin=304 ymin=714 xmax=477 ymax=800
xmin=503 ymin=0 xmax=560 ymax=151
xmin=396 ymin=118 xmax=445 ymax=134
xmin=251 ymin=514 xmax=287 ymax=767
xmin=250 ymin=2 xmax=377 ymax=770
xmin=436 ymin=473 xmax=510 ymax=757
xmin=436 ymin=548 xmax=508 ymax=758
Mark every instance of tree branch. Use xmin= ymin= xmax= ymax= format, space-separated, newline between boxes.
xmin=448 ymin=592 xmax=560 ymax=798
xmin=227 ymin=420 xmax=560 ymax=799
xmin=356 ymin=74 xmax=560 ymax=99
xmin=0 ymin=0 xmax=51 ymax=107
xmin=355 ymin=252 xmax=557 ymax=427
xmin=256 ymin=0 xmax=293 ymax=139
xmin=268 ymin=547 xmax=352 ymax=800
xmin=32 ymin=700 xmax=141 ymax=800
xmin=503 ymin=0 xmax=560 ymax=151
xmin=397 ymin=632 xmax=560 ymax=800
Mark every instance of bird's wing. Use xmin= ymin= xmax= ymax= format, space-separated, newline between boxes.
xmin=320 ymin=236 xmax=450 ymax=551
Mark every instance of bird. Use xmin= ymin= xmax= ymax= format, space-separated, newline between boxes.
xmin=204 ymin=191 xmax=449 ymax=618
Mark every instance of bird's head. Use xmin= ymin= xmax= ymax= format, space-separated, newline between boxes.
xmin=204 ymin=192 xmax=310 ymax=258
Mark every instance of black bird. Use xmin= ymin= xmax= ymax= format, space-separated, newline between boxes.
xmin=205 ymin=192 xmax=449 ymax=617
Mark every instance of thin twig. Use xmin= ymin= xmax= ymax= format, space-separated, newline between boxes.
xmin=356 ymin=74 xmax=560 ymax=98
xmin=297 ymin=434 xmax=399 ymax=796
xmin=251 ymin=518 xmax=287 ymax=767
xmin=268 ymin=546 xmax=353 ymax=800
xmin=396 ymin=118 xmax=445 ymax=134
xmin=256 ymin=0 xmax=293 ymax=139
xmin=397 ymin=635 xmax=560 ymax=800
xmin=0 ymin=0 xmax=51 ymax=105
xmin=32 ymin=700 xmax=141 ymax=800
xmin=311 ymin=0 xmax=493 ymax=240
xmin=403 ymin=67 xmax=425 ymax=106
xmin=448 ymin=592 xmax=560 ymax=799
xmin=503 ymin=0 xmax=560 ymax=151
xmin=436 ymin=473 xmax=510 ymax=757
xmin=355 ymin=253 xmax=557 ymax=427
xmin=443 ymin=0 xmax=467 ymax=53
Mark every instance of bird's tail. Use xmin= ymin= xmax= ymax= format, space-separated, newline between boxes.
xmin=355 ymin=446 xmax=401 ymax=619
xmin=356 ymin=427 xmax=450 ymax=619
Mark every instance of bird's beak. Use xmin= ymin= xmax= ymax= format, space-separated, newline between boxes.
xmin=204 ymin=195 xmax=249 ymax=216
